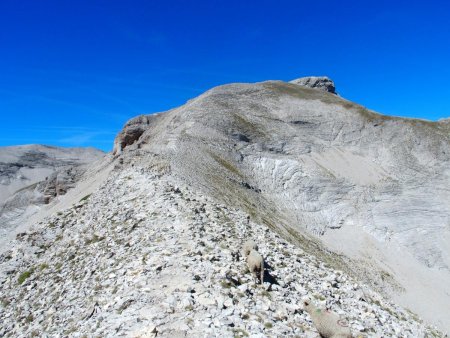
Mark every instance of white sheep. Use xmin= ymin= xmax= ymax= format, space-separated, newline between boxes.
xmin=242 ymin=240 xmax=258 ymax=257
xmin=247 ymin=249 xmax=264 ymax=284
xmin=303 ymin=299 xmax=352 ymax=338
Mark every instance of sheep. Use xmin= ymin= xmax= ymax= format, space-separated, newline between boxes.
xmin=303 ymin=299 xmax=352 ymax=338
xmin=246 ymin=249 xmax=264 ymax=284
xmin=242 ymin=240 xmax=258 ymax=257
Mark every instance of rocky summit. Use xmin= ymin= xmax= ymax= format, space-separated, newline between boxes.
xmin=0 ymin=77 xmax=449 ymax=337
xmin=289 ymin=76 xmax=336 ymax=94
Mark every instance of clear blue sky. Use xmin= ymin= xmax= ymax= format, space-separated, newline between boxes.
xmin=1 ymin=0 xmax=449 ymax=151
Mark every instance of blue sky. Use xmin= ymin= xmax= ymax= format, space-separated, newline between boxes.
xmin=1 ymin=0 xmax=449 ymax=151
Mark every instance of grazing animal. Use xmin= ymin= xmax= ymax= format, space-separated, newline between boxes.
xmin=242 ymin=240 xmax=258 ymax=257
xmin=303 ymin=299 xmax=352 ymax=338
xmin=246 ymin=249 xmax=264 ymax=284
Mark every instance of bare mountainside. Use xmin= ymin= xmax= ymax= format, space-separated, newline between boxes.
xmin=112 ymin=78 xmax=450 ymax=332
xmin=0 ymin=145 xmax=104 ymax=246
xmin=0 ymin=78 xmax=449 ymax=337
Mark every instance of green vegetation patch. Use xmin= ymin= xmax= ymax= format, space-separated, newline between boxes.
xmin=18 ymin=268 xmax=34 ymax=285
xmin=1 ymin=297 xmax=11 ymax=307
xmin=39 ymin=263 xmax=49 ymax=271
xmin=79 ymin=193 xmax=92 ymax=202
xmin=220 ymin=280 xmax=233 ymax=289
xmin=231 ymin=113 xmax=267 ymax=139
xmin=25 ymin=313 xmax=34 ymax=323
xmin=209 ymin=151 xmax=242 ymax=177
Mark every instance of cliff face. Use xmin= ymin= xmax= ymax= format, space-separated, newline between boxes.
xmin=0 ymin=78 xmax=449 ymax=336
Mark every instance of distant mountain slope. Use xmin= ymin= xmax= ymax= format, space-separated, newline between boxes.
xmin=0 ymin=145 xmax=104 ymax=202
xmin=0 ymin=145 xmax=104 ymax=244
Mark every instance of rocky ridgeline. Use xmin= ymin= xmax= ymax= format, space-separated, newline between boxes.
xmin=0 ymin=163 xmax=442 ymax=337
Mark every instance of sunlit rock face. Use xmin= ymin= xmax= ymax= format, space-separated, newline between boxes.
xmin=111 ymin=78 xmax=449 ymax=331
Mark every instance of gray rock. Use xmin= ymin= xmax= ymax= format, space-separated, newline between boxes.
xmin=289 ymin=76 xmax=337 ymax=94
xmin=112 ymin=114 xmax=160 ymax=155
xmin=0 ymin=145 xmax=104 ymax=246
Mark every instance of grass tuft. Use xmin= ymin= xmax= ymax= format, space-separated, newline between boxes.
xmin=79 ymin=194 xmax=92 ymax=202
xmin=18 ymin=269 xmax=34 ymax=285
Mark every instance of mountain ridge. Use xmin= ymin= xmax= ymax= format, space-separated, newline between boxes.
xmin=0 ymin=144 xmax=105 ymax=248
xmin=111 ymin=78 xmax=450 ymax=332
xmin=0 ymin=77 xmax=449 ymax=336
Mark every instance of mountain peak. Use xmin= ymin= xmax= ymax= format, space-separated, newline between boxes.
xmin=289 ymin=76 xmax=336 ymax=94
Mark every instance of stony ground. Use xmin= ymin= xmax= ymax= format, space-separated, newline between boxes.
xmin=0 ymin=164 xmax=444 ymax=337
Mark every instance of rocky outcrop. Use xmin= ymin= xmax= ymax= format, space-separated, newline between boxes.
xmin=112 ymin=114 xmax=159 ymax=155
xmin=37 ymin=167 xmax=85 ymax=204
xmin=289 ymin=76 xmax=337 ymax=94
